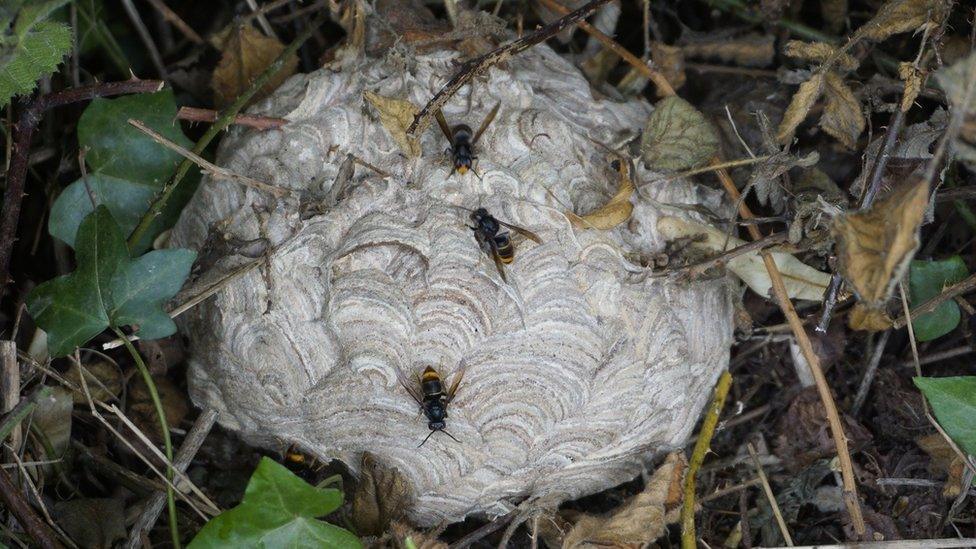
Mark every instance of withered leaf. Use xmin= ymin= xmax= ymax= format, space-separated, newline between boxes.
xmin=127 ymin=375 xmax=188 ymax=443
xmin=641 ymin=96 xmax=719 ymax=171
xmin=899 ymin=62 xmax=924 ymax=113
xmin=680 ymin=34 xmax=774 ymax=68
xmin=562 ymin=453 xmax=685 ymax=547
xmin=833 ymin=179 xmax=930 ymax=310
xmin=364 ymin=91 xmax=421 ymax=157
xmin=777 ymin=73 xmax=825 ymax=145
xmin=567 ymin=159 xmax=634 ymax=229
xmin=211 ymin=25 xmax=299 ymax=109
xmin=54 ymin=499 xmax=126 ymax=549
xmin=32 ymin=386 xmax=73 ymax=460
xmin=65 ymin=360 xmax=122 ymax=404
xmin=853 ymin=0 xmax=945 ymax=43
xmin=820 ymin=72 xmax=864 ymax=149
xmin=783 ymin=41 xmax=859 ymax=72
xmin=934 ymin=51 xmax=976 ymax=115
xmin=847 ymin=303 xmax=894 ymax=332
xmin=651 ymin=41 xmax=686 ymax=91
xmin=657 ymin=216 xmax=832 ymax=301
xmin=352 ymin=452 xmax=412 ymax=536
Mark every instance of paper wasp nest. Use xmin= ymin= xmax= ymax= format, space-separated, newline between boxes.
xmin=171 ymin=43 xmax=734 ymax=525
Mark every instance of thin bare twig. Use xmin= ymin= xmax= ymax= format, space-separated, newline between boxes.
xmin=126 ymin=409 xmax=220 ymax=549
xmin=0 ymin=79 xmax=164 ymax=294
xmin=892 ymin=271 xmax=976 ymax=328
xmin=851 ymin=330 xmax=890 ymax=416
xmin=128 ymin=119 xmax=291 ymax=197
xmin=145 ymin=0 xmax=205 ymax=45
xmin=0 ymin=468 xmax=65 ymax=549
xmin=747 ymin=442 xmax=794 ymax=546
xmin=656 ymin=231 xmax=789 ymax=279
xmin=176 ymin=106 xmax=288 ymax=130
xmin=406 ymin=0 xmax=613 ymax=139
xmin=120 ymin=0 xmax=169 ymax=80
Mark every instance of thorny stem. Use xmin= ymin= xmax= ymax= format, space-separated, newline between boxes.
xmin=681 ymin=371 xmax=732 ymax=549
xmin=0 ymin=80 xmax=164 ymax=296
xmin=114 ymin=327 xmax=180 ymax=549
xmin=126 ymin=12 xmax=329 ymax=249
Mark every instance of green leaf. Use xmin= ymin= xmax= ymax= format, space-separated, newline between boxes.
xmin=189 ymin=457 xmax=362 ymax=549
xmin=0 ymin=20 xmax=71 ymax=107
xmin=50 ymin=90 xmax=201 ymax=252
xmin=641 ymin=96 xmax=720 ymax=171
xmin=913 ymin=376 xmax=976 ymax=456
xmin=14 ymin=0 xmax=70 ymax=37
xmin=909 ymin=257 xmax=969 ymax=342
xmin=27 ymin=206 xmax=195 ymax=357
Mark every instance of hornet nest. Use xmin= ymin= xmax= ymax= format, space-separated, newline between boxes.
xmin=171 ymin=41 xmax=735 ymax=525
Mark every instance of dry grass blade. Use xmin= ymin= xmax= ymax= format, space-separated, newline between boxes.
xmin=566 ymin=158 xmax=634 ymax=230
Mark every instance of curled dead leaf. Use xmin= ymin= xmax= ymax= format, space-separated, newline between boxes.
xmin=352 ymin=452 xmax=412 ymax=536
xmin=783 ymin=41 xmax=859 ymax=72
xmin=567 ymin=159 xmax=634 ymax=230
xmin=820 ymin=72 xmax=864 ymax=149
xmin=65 ymin=360 xmax=122 ymax=404
xmin=211 ymin=25 xmax=299 ymax=109
xmin=561 ymin=453 xmax=685 ymax=548
xmin=127 ymin=375 xmax=188 ymax=444
xmin=641 ymin=96 xmax=720 ymax=171
xmin=833 ymin=179 xmax=930 ymax=328
xmin=777 ymin=73 xmax=825 ymax=145
xmin=934 ymin=51 xmax=976 ymax=115
xmin=899 ymin=62 xmax=924 ymax=113
xmin=853 ymin=0 xmax=945 ymax=43
xmin=847 ymin=303 xmax=894 ymax=332
xmin=364 ymin=91 xmax=422 ymax=157
xmin=657 ymin=216 xmax=831 ymax=301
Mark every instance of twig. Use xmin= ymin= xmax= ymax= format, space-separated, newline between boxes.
xmin=176 ymin=106 xmax=287 ymax=130
xmin=851 ymin=330 xmax=890 ymax=416
xmin=0 ymin=468 xmax=65 ymax=549
xmin=656 ymin=231 xmax=788 ymax=279
xmin=535 ymin=0 xmax=675 ymax=96
xmin=713 ymin=161 xmax=866 ymax=536
xmin=127 ymin=13 xmax=328 ymax=248
xmin=120 ymin=0 xmax=169 ymax=81
xmin=892 ymin=271 xmax=976 ymax=328
xmin=127 ymin=119 xmax=291 ymax=198
xmin=0 ymin=79 xmax=164 ymax=293
xmin=681 ymin=371 xmax=732 ymax=549
xmin=450 ymin=510 xmax=518 ymax=549
xmin=126 ymin=409 xmax=219 ymax=549
xmin=747 ymin=442 xmax=794 ymax=546
xmin=897 ymin=345 xmax=974 ymax=368
xmin=647 ymin=154 xmax=774 ymax=184
xmin=145 ymin=0 xmax=205 ymax=45
xmin=1 ymin=341 xmax=20 ymax=454
xmin=700 ymin=477 xmax=763 ymax=503
xmin=406 ymin=0 xmax=613 ymax=139
xmin=816 ymin=108 xmax=906 ymax=333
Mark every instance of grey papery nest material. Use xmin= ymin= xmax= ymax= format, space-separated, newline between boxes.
xmin=171 ymin=43 xmax=734 ymax=525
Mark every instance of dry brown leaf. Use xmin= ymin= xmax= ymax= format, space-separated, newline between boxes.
xmin=899 ymin=62 xmax=923 ymax=112
xmin=352 ymin=452 xmax=412 ymax=536
xmin=567 ymin=159 xmax=634 ymax=230
xmin=783 ymin=40 xmax=859 ymax=72
xmin=658 ymin=216 xmax=832 ymax=301
xmin=820 ymin=0 xmax=849 ymax=34
xmin=390 ymin=521 xmax=446 ymax=549
xmin=65 ymin=360 xmax=122 ymax=404
xmin=820 ymin=72 xmax=864 ymax=149
xmin=127 ymin=375 xmax=189 ymax=443
xmin=776 ymin=73 xmax=826 ymax=145
xmin=681 ymin=34 xmax=774 ymax=68
xmin=833 ymin=179 xmax=930 ymax=324
xmin=562 ymin=453 xmax=685 ymax=548
xmin=651 ymin=41 xmax=686 ymax=90
xmin=211 ymin=25 xmax=299 ymax=109
xmin=847 ymin=303 xmax=894 ymax=332
xmin=364 ymin=91 xmax=421 ymax=157
xmin=916 ymin=433 xmax=966 ymax=498
xmin=854 ymin=0 xmax=945 ymax=43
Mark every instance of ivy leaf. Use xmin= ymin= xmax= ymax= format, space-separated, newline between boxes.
xmin=50 ymin=90 xmax=200 ymax=253
xmin=641 ymin=96 xmax=719 ymax=171
xmin=909 ymin=257 xmax=969 ymax=342
xmin=27 ymin=207 xmax=195 ymax=357
xmin=189 ymin=457 xmax=362 ymax=549
xmin=913 ymin=376 xmax=976 ymax=456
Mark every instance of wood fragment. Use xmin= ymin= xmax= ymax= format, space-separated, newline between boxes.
xmin=176 ymin=106 xmax=287 ymax=130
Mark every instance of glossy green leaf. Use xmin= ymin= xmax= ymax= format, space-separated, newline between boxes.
xmin=189 ymin=457 xmax=362 ymax=549
xmin=909 ymin=257 xmax=969 ymax=342
xmin=50 ymin=90 xmax=200 ymax=252
xmin=641 ymin=96 xmax=720 ymax=171
xmin=914 ymin=376 xmax=976 ymax=456
xmin=27 ymin=207 xmax=195 ymax=357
